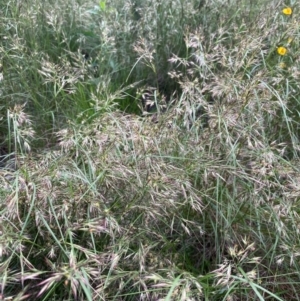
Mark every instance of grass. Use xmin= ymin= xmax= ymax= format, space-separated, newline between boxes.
xmin=0 ymin=0 xmax=300 ymax=300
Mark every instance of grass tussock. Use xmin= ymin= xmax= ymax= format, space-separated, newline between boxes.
xmin=1 ymin=0 xmax=300 ymax=300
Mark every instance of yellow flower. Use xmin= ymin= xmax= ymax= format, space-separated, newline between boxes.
xmin=277 ymin=46 xmax=287 ymax=56
xmin=282 ymin=7 xmax=292 ymax=15
xmin=287 ymin=37 xmax=293 ymax=44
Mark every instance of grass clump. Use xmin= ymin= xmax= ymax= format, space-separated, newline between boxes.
xmin=1 ymin=0 xmax=300 ymax=300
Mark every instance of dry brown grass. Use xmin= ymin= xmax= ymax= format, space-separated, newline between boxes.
xmin=1 ymin=0 xmax=300 ymax=300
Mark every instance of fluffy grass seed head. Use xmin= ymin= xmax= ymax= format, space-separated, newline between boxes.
xmin=278 ymin=62 xmax=286 ymax=69
xmin=282 ymin=7 xmax=292 ymax=15
xmin=277 ymin=46 xmax=287 ymax=56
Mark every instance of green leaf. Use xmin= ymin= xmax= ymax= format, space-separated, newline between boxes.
xmin=99 ymin=1 xmax=106 ymax=11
